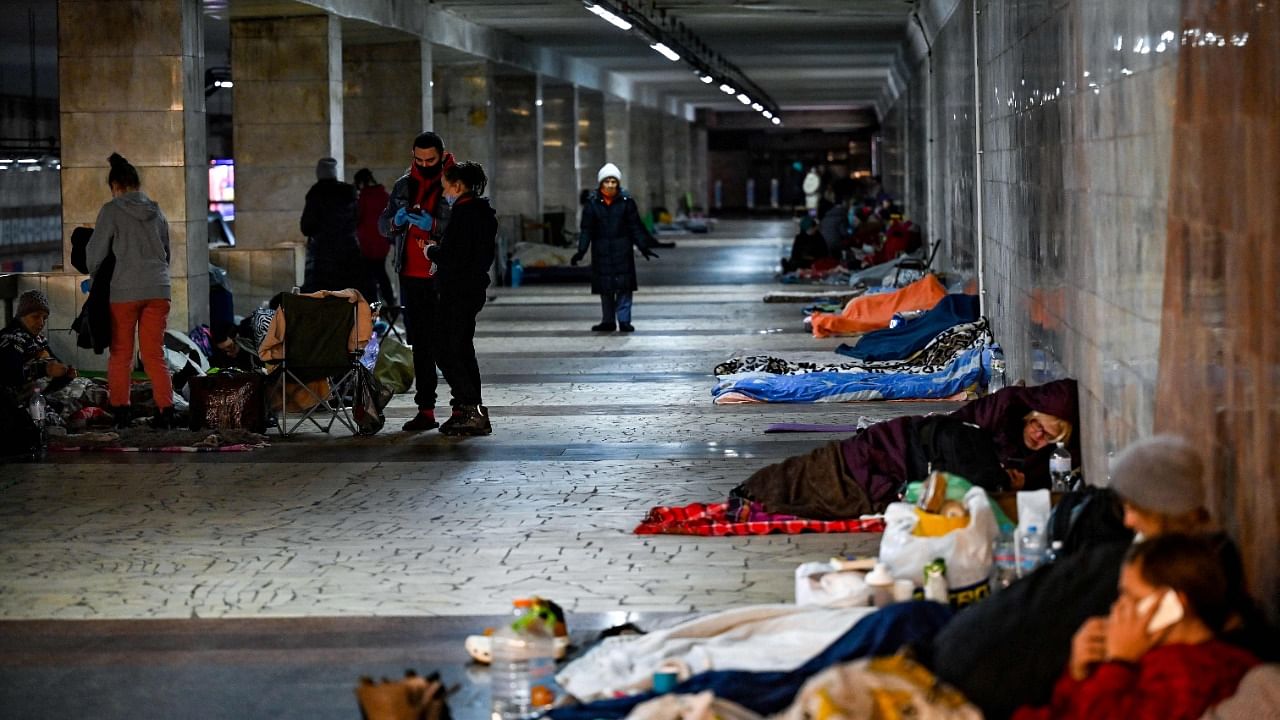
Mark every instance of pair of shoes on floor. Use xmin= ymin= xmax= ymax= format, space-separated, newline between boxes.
xmin=465 ymin=597 xmax=570 ymax=664
xmin=402 ymin=410 xmax=439 ymax=432
xmin=590 ymin=322 xmax=635 ymax=332
xmin=440 ymin=405 xmax=491 ymax=436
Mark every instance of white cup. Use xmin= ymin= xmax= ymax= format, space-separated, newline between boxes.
xmin=893 ymin=579 xmax=916 ymax=602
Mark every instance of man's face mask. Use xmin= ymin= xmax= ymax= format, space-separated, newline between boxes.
xmin=413 ymin=148 xmax=442 ymax=175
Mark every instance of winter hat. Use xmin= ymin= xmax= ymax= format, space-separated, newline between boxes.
xmin=597 ymin=163 xmax=622 ymax=186
xmin=1109 ymin=434 xmax=1206 ymax=515
xmin=316 ymin=157 xmax=338 ymax=181
xmin=16 ymin=290 xmax=50 ymax=318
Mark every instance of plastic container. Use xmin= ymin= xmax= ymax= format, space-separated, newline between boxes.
xmin=1018 ymin=525 xmax=1046 ymax=578
xmin=509 ymin=259 xmax=524 ymax=288
xmin=1049 ymin=442 xmax=1072 ymax=492
xmin=27 ymin=387 xmax=47 ymax=461
xmin=991 ymin=532 xmax=1018 ymax=591
xmin=986 ymin=345 xmax=1006 ymax=393
xmin=864 ymin=562 xmax=895 ymax=608
xmin=490 ymin=599 xmax=558 ymax=720
xmin=923 ymin=558 xmax=949 ymax=603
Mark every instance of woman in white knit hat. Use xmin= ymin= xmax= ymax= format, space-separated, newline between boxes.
xmin=571 ymin=163 xmax=658 ymax=332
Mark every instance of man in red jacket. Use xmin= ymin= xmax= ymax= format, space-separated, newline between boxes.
xmin=354 ymin=168 xmax=394 ymax=309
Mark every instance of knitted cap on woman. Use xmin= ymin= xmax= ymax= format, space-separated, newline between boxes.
xmin=1108 ymin=434 xmax=1206 ymax=515
xmin=597 ymin=163 xmax=622 ymax=185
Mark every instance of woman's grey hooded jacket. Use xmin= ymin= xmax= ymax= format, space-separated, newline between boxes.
xmin=87 ymin=191 xmax=171 ymax=302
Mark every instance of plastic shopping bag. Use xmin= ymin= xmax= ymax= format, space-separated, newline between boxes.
xmin=372 ymin=335 xmax=414 ymax=395
xmin=352 ymin=364 xmax=392 ymax=436
xmin=878 ymin=486 xmax=999 ymax=591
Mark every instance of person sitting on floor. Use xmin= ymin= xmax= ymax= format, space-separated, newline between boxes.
xmin=782 ymin=217 xmax=830 ymax=273
xmin=732 ymin=379 xmax=1079 ymax=520
xmin=918 ymin=434 xmax=1278 ymax=720
xmin=209 ymin=321 xmax=256 ymax=372
xmin=0 ymin=290 xmax=77 ymax=401
xmin=1012 ymin=533 xmax=1259 ymax=720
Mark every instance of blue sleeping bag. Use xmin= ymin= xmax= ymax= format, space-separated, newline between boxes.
xmin=837 ymin=293 xmax=981 ymax=361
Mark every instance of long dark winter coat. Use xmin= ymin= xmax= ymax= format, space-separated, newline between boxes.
xmin=428 ymin=194 xmax=497 ymax=298
xmin=577 ymin=190 xmax=649 ymax=294
xmin=300 ymin=178 xmax=363 ymax=293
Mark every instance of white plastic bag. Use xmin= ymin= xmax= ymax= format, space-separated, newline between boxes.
xmin=878 ymin=486 xmax=999 ymax=590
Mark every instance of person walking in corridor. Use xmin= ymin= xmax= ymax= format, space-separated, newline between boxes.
xmin=425 ymin=162 xmax=497 ymax=436
xmin=354 ymin=168 xmax=396 ymax=310
xmin=87 ymin=153 xmax=175 ymax=429
xmin=379 ymin=131 xmax=456 ymax=432
xmin=300 ymin=157 xmax=369 ymax=299
xmin=571 ymin=163 xmax=657 ymax=332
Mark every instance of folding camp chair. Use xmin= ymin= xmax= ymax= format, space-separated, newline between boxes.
xmin=272 ymin=293 xmax=363 ymax=436
xmin=893 ymin=237 xmax=943 ymax=287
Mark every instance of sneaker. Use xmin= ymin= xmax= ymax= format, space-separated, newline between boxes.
xmin=440 ymin=405 xmax=491 ymax=436
xmin=618 ymin=322 xmax=635 ymax=333
xmin=590 ymin=322 xmax=616 ymax=332
xmin=402 ymin=410 xmax=439 ymax=432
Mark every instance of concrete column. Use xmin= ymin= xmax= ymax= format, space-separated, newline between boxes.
xmin=432 ymin=62 xmax=495 ymax=173
xmin=491 ymin=70 xmax=541 ymax=224
xmin=540 ymin=82 xmax=578 ymax=217
xmin=577 ymin=88 xmax=606 ymax=195
xmin=604 ymin=95 xmax=630 ymax=194
xmin=626 ymin=104 xmax=655 ymax=211
xmin=662 ymin=114 xmax=691 ymax=215
xmin=231 ymin=15 xmax=343 ymax=250
xmin=57 ymin=0 xmax=208 ymax=357
xmin=691 ymin=123 xmax=709 ymax=212
xmin=344 ymin=40 xmax=430 ymax=189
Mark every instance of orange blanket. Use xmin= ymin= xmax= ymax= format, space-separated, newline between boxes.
xmin=809 ymin=274 xmax=947 ymax=338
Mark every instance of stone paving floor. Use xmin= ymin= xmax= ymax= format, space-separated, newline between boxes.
xmin=0 ymin=220 xmax=959 ymax=621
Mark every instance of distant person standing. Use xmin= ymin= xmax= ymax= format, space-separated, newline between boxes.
xmin=426 ymin=162 xmax=497 ymax=436
xmin=87 ymin=153 xmax=175 ymax=428
xmin=354 ymin=168 xmax=395 ymax=309
xmin=571 ymin=163 xmax=657 ymax=332
xmin=379 ymin=131 xmax=456 ymax=432
xmin=300 ymin=157 xmax=369 ymax=299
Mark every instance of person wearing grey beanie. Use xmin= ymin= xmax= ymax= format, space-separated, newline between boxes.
xmin=1 ymin=289 xmax=76 ymax=399
xmin=1109 ymin=434 xmax=1210 ymax=538
xmin=300 ymin=156 xmax=371 ymax=299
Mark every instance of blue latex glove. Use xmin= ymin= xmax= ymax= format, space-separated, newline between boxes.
xmin=393 ymin=206 xmax=411 ymax=227
xmin=407 ymin=211 xmax=433 ymax=231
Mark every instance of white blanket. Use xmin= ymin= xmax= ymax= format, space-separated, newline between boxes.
xmin=556 ymin=604 xmax=874 ymax=702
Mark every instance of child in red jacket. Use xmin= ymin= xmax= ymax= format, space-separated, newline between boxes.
xmin=1014 ymin=533 xmax=1258 ymax=720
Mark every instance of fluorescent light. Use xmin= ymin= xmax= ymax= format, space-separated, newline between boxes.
xmin=719 ymin=84 xmax=736 ymax=95
xmin=700 ymin=74 xmax=714 ymax=84
xmin=17 ymin=158 xmax=38 ymax=164
xmin=762 ymin=110 xmax=773 ymax=119
xmin=214 ymin=80 xmax=234 ymax=88
xmin=751 ymin=103 xmax=763 ymax=111
xmin=736 ymin=93 xmax=750 ymax=105
xmin=771 ymin=117 xmax=781 ymax=125
xmin=650 ymin=42 xmax=680 ymax=62
xmin=535 ymin=99 xmax=544 ymax=106
xmin=587 ymin=3 xmax=632 ymax=31
xmin=0 ymin=159 xmax=13 ymax=164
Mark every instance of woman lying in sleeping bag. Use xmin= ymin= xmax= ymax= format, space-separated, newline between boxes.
xmin=731 ymin=379 xmax=1079 ymax=519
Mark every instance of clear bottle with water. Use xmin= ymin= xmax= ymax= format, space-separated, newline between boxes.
xmin=1017 ymin=525 xmax=1046 ymax=578
xmin=490 ymin=599 xmax=557 ymax=720
xmin=986 ymin=345 xmax=1006 ymax=393
xmin=1050 ymin=441 xmax=1073 ymax=492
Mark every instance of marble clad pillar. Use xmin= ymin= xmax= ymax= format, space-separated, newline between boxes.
xmin=662 ymin=113 xmax=692 ymax=214
xmin=231 ymin=15 xmax=343 ymax=251
xmin=344 ymin=40 xmax=431 ymax=191
xmin=491 ymin=70 xmax=541 ymax=224
xmin=57 ymin=0 xmax=208 ymax=348
xmin=540 ymin=82 xmax=578 ymax=218
xmin=577 ymin=88 xmax=606 ymax=197
xmin=691 ymin=123 xmax=709 ymax=212
xmin=432 ymin=62 xmax=496 ymax=174
xmin=603 ymin=95 xmax=630 ymax=195
xmin=625 ymin=104 xmax=656 ymax=211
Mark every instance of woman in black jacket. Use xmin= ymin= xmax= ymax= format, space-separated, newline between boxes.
xmin=571 ymin=163 xmax=658 ymax=332
xmin=426 ymin=162 xmax=497 ymax=436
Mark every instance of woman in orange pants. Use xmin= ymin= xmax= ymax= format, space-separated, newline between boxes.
xmin=86 ymin=153 xmax=175 ymax=428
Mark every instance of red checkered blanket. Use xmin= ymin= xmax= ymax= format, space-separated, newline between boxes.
xmin=635 ymin=499 xmax=885 ymax=536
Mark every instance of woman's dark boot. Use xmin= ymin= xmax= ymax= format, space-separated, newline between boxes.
xmin=149 ymin=406 xmax=176 ymax=430
xmin=591 ymin=321 xmax=616 ymax=332
xmin=110 ymin=405 xmax=131 ymax=429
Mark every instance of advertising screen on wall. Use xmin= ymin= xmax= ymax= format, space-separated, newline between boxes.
xmin=209 ymin=159 xmax=234 ymax=220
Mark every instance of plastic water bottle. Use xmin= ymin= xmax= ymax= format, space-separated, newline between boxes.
xmin=1050 ymin=441 xmax=1072 ymax=492
xmin=986 ymin=345 xmax=1006 ymax=393
xmin=490 ymin=599 xmax=557 ymax=720
xmin=27 ymin=387 xmax=47 ymax=461
xmin=1018 ymin=525 xmax=1045 ymax=577
xmin=509 ymin=259 xmax=524 ymax=288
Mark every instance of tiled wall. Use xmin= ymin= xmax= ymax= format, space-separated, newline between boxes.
xmin=1154 ymin=0 xmax=1278 ymax=622
xmin=885 ymin=0 xmax=1181 ymax=482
